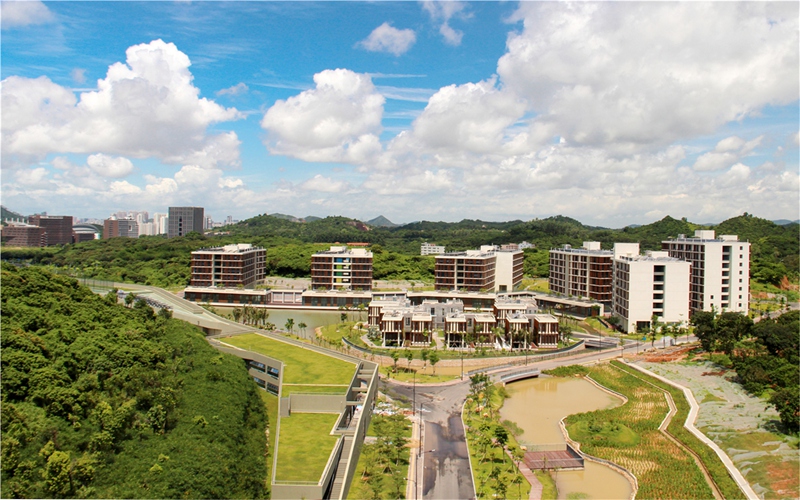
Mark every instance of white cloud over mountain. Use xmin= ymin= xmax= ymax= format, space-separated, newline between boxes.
xmin=2 ymin=3 xmax=797 ymax=226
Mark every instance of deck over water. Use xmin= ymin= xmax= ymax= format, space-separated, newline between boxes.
xmin=523 ymin=446 xmax=584 ymax=470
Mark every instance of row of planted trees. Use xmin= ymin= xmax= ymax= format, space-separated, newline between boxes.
xmin=230 ymin=305 xmax=308 ymax=338
xmin=463 ymin=374 xmax=530 ymax=500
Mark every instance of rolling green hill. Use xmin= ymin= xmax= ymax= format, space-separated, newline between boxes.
xmin=2 ymin=213 xmax=797 ymax=287
xmin=0 ymin=264 xmax=268 ymax=498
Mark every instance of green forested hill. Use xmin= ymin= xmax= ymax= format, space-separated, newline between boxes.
xmin=1 ymin=213 xmax=797 ymax=286
xmin=0 ymin=264 xmax=268 ymax=498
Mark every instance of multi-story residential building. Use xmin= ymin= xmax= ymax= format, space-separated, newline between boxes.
xmin=103 ymin=218 xmax=139 ymax=239
xmin=435 ymin=245 xmax=523 ymax=293
xmin=495 ymin=248 xmax=524 ymax=293
xmin=28 ymin=215 xmax=74 ymax=245
xmin=190 ymin=243 xmax=266 ymax=288
xmin=549 ymin=242 xmax=613 ymax=303
xmin=1 ymin=223 xmax=46 ymax=247
xmin=311 ymin=246 xmax=373 ymax=291
xmin=420 ymin=242 xmax=446 ymax=255
xmin=662 ymin=230 xmax=750 ymax=314
xmin=168 ymin=207 xmax=204 ymax=238
xmin=612 ymin=244 xmax=691 ymax=333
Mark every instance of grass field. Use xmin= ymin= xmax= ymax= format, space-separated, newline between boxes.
xmin=561 ymin=362 xmax=746 ymax=499
xmin=275 ymin=413 xmax=340 ymax=482
xmin=280 ymin=384 xmax=349 ymax=396
xmin=464 ymin=387 xmax=531 ymax=500
xmin=348 ymin=413 xmax=413 ymax=499
xmin=259 ymin=391 xmax=279 ymax=488
xmin=224 ymin=333 xmax=356 ymax=385
xmin=381 ymin=366 xmax=460 ymax=384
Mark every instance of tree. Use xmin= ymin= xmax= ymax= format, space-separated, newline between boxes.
xmin=285 ymin=318 xmax=294 ymax=334
xmin=428 ymin=350 xmax=440 ymax=375
xmin=493 ymin=425 xmax=509 ymax=464
xmin=124 ymin=292 xmax=135 ymax=308
xmin=716 ymin=312 xmax=753 ymax=355
xmin=649 ymin=314 xmax=660 ymax=348
xmin=770 ymin=385 xmax=800 ymax=433
xmin=404 ymin=349 xmax=413 ymax=370
xmin=390 ymin=350 xmax=400 ymax=373
xmin=421 ymin=349 xmax=430 ymax=373
xmin=297 ymin=321 xmax=307 ymax=338
xmin=692 ymin=310 xmax=718 ymax=356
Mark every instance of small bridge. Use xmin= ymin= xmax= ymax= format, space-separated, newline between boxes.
xmin=522 ymin=444 xmax=584 ymax=470
xmin=584 ymin=338 xmax=620 ymax=349
xmin=500 ymin=367 xmax=541 ymax=385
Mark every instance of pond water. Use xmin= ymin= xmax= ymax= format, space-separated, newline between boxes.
xmin=501 ymin=376 xmax=633 ymax=500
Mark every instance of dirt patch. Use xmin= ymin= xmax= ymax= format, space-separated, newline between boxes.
xmin=766 ymin=460 xmax=800 ymax=498
xmin=641 ymin=345 xmax=696 ymax=363
xmin=701 ymin=369 xmax=727 ymax=377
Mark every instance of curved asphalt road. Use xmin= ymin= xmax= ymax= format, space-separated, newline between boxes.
xmin=381 ymin=339 xmax=698 ymax=499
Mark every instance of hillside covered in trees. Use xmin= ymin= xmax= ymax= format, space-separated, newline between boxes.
xmin=2 ymin=213 xmax=797 ymax=287
xmin=0 ymin=265 xmax=268 ymax=498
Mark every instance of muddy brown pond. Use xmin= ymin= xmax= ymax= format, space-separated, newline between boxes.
xmin=501 ymin=376 xmax=633 ymax=500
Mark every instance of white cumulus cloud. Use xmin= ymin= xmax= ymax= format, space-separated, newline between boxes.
xmin=357 ymin=22 xmax=416 ymax=56
xmin=1 ymin=39 xmax=243 ymax=168
xmin=497 ymin=2 xmax=799 ymax=151
xmin=86 ymin=154 xmax=135 ymax=178
xmin=261 ymin=69 xmax=385 ymax=163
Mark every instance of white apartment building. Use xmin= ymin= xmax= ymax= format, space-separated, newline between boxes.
xmin=420 ymin=242 xmax=446 ymax=255
xmin=612 ymin=244 xmax=691 ymax=333
xmin=662 ymin=230 xmax=750 ymax=314
xmin=549 ymin=242 xmax=613 ymax=302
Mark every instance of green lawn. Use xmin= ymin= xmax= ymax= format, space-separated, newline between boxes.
xmin=276 ymin=413 xmax=340 ymax=482
xmin=381 ymin=366 xmax=459 ymax=384
xmin=224 ymin=333 xmax=357 ymax=385
xmin=281 ymin=384 xmax=350 ymax=396
xmin=259 ymin=391 xmax=279 ymax=487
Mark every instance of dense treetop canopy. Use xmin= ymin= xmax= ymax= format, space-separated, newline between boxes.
xmin=0 ymin=264 xmax=268 ymax=498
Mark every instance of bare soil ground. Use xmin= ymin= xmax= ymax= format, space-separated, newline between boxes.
xmin=636 ymin=359 xmax=799 ymax=499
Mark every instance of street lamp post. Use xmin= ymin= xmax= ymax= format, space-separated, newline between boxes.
xmin=412 ymin=370 xmax=416 ymax=416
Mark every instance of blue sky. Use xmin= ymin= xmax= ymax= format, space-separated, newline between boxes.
xmin=2 ymin=1 xmax=798 ymax=227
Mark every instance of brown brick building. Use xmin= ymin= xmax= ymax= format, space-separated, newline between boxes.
xmin=1 ymin=224 xmax=47 ymax=247
xmin=190 ymin=243 xmax=266 ymax=287
xmin=28 ymin=215 xmax=74 ymax=245
xmin=549 ymin=242 xmax=613 ymax=303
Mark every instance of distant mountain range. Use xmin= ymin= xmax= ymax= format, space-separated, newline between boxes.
xmin=1 ymin=205 xmax=27 ymax=223
xmin=365 ymin=215 xmax=398 ymax=227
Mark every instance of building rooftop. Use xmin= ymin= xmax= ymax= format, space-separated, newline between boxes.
xmin=664 ymin=230 xmax=743 ymax=243
xmin=314 ymin=245 xmax=373 ymax=257
xmin=193 ymin=243 xmax=264 ymax=254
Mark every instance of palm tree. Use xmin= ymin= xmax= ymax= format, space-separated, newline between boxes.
xmin=298 ymin=321 xmax=307 ymax=338
xmin=232 ymin=307 xmax=242 ymax=323
xmin=285 ymin=318 xmax=294 ymax=334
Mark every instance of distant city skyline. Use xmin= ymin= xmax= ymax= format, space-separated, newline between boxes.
xmin=1 ymin=1 xmax=798 ymax=227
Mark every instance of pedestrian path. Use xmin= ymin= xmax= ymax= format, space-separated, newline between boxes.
xmin=507 ymin=449 xmax=543 ymax=500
